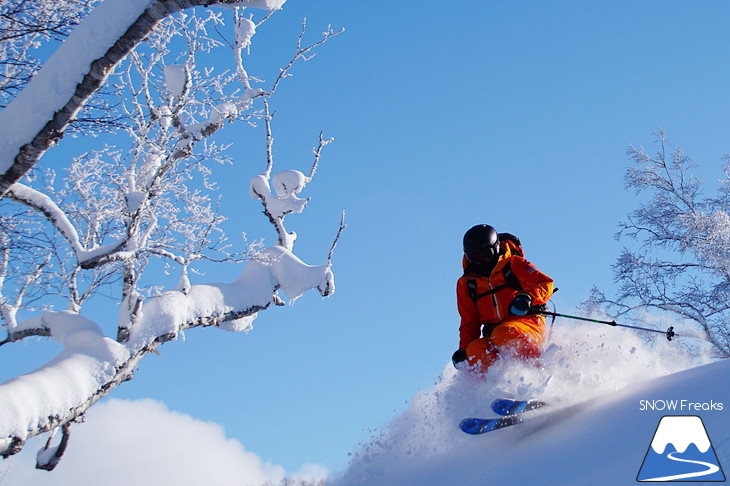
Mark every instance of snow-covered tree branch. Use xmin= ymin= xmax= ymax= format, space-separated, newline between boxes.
xmin=586 ymin=130 xmax=730 ymax=357
xmin=0 ymin=0 xmax=301 ymax=197
xmin=0 ymin=0 xmax=102 ymax=107
xmin=0 ymin=0 xmax=344 ymax=471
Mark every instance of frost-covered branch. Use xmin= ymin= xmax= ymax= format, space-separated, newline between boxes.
xmin=0 ymin=243 xmax=334 ymax=462
xmin=308 ymin=131 xmax=334 ymax=182
xmin=0 ymin=1 xmax=103 ymax=107
xmin=0 ymin=248 xmax=50 ymax=333
xmin=0 ymin=0 xmax=345 ymax=469
xmin=589 ymin=131 xmax=730 ymax=357
xmin=6 ymin=182 xmax=125 ymax=267
xmin=327 ymin=211 xmax=346 ymax=267
xmin=268 ymin=18 xmax=344 ymax=96
xmin=250 ymin=109 xmax=328 ymax=250
xmin=0 ymin=0 xmax=287 ymax=197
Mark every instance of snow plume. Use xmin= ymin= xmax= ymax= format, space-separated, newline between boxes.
xmin=1 ymin=398 xmax=327 ymax=486
xmin=331 ymin=320 xmax=706 ymax=486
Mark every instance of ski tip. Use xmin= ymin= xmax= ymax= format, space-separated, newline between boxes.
xmin=491 ymin=398 xmax=548 ymax=416
xmin=459 ymin=415 xmax=523 ymax=434
xmin=491 ymin=398 xmax=519 ymax=416
xmin=459 ymin=418 xmax=490 ymax=435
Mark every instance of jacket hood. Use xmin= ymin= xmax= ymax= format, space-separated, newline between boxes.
xmin=462 ymin=237 xmax=522 ymax=274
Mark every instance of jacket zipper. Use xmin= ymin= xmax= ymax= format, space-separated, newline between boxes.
xmin=489 ymin=279 xmax=503 ymax=321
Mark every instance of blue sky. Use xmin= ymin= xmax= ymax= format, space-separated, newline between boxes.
xmin=3 ymin=0 xmax=730 ymax=477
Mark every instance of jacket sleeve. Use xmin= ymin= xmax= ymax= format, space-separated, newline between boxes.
xmin=456 ymin=277 xmax=481 ymax=350
xmin=509 ymin=256 xmax=554 ymax=305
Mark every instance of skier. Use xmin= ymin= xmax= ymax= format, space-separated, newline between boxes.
xmin=452 ymin=224 xmax=554 ymax=374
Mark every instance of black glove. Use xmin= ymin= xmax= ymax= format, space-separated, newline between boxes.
xmin=509 ymin=293 xmax=532 ymax=316
xmin=452 ymin=349 xmax=468 ymax=369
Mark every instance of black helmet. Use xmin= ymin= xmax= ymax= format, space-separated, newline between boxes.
xmin=463 ymin=224 xmax=499 ymax=262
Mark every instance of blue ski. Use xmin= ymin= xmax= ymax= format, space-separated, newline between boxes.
xmin=459 ymin=398 xmax=548 ymax=435
xmin=491 ymin=398 xmax=547 ymax=416
xmin=459 ymin=414 xmax=523 ymax=435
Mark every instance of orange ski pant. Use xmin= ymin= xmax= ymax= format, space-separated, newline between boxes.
xmin=464 ymin=318 xmax=544 ymax=374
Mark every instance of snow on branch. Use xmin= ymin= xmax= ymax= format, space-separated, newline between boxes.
xmin=126 ymin=247 xmax=336 ymax=352
xmin=0 ymin=0 xmax=288 ymax=197
xmin=0 ymin=0 xmax=348 ymax=469
xmin=6 ymin=182 xmax=126 ymax=268
xmin=0 ymin=0 xmax=348 ymax=470
xmin=591 ymin=130 xmax=730 ymax=358
xmin=250 ymin=101 xmax=337 ymax=251
xmin=0 ymin=0 xmax=347 ymax=469
xmin=0 ymin=311 xmax=130 ymax=463
xmin=0 ymin=242 xmax=334 ymax=462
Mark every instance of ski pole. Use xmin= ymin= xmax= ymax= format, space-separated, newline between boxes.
xmin=532 ymin=310 xmax=676 ymax=341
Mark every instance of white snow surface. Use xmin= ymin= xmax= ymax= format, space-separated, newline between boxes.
xmin=328 ymin=324 xmax=728 ymax=486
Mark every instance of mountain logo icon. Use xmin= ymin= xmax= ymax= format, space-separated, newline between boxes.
xmin=637 ymin=415 xmax=725 ymax=482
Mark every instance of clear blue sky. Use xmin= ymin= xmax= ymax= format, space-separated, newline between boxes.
xmin=4 ymin=0 xmax=730 ymax=477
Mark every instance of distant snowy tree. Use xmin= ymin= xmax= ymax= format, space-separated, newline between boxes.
xmin=0 ymin=0 xmax=343 ymax=471
xmin=587 ymin=130 xmax=730 ymax=358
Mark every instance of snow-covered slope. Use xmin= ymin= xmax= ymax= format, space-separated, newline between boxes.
xmin=329 ymin=324 xmax=728 ymax=485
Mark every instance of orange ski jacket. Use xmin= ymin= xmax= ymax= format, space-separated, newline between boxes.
xmin=456 ymin=238 xmax=554 ymax=350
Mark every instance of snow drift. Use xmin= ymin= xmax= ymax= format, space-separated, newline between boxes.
xmin=329 ymin=322 xmax=726 ymax=486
